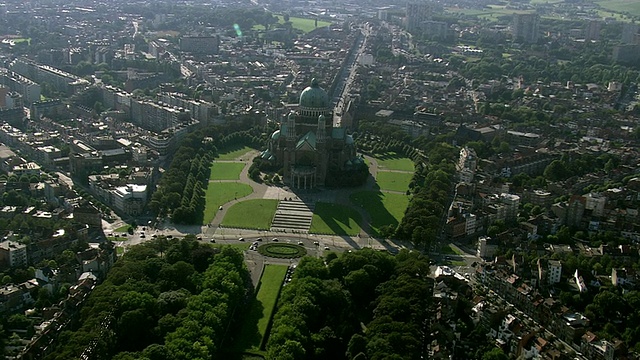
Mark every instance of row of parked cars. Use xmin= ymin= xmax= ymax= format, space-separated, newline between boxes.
xmin=283 ymin=264 xmax=297 ymax=286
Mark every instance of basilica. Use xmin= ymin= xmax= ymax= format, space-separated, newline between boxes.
xmin=260 ymin=79 xmax=364 ymax=189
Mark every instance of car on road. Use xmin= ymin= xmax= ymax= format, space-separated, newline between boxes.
xmin=297 ymin=241 xmax=304 ymax=246
xmin=257 ymin=238 xmax=262 ymax=241
xmin=239 ymin=237 xmax=245 ymax=241
xmin=272 ymin=238 xmax=279 ymax=242
xmin=313 ymin=241 xmax=319 ymax=246
xmin=140 ymin=234 xmax=145 ymax=238
xmin=324 ymin=246 xmax=330 ymax=250
xmin=210 ymin=239 xmax=216 ymax=243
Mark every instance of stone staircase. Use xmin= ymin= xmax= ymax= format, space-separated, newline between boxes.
xmin=270 ymin=199 xmax=315 ymax=233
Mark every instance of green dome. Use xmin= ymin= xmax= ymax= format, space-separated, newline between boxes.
xmin=299 ymin=78 xmax=329 ymax=109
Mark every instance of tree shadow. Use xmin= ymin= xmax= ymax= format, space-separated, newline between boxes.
xmin=314 ymin=202 xmax=362 ymax=236
xmin=230 ymin=296 xmax=266 ymax=354
xmin=350 ymin=190 xmax=398 ymax=238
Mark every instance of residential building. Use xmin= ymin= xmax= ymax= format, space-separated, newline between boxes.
xmin=548 ymin=260 xmax=562 ymax=284
xmin=585 ymin=20 xmax=600 ymax=41
xmin=406 ymin=2 xmax=436 ymax=33
xmin=179 ymin=35 xmax=220 ymax=54
xmin=512 ymin=13 xmax=540 ymax=43
xmin=621 ymin=23 xmax=639 ymax=44
xmin=477 ymin=236 xmax=498 ymax=259
xmin=9 ymin=58 xmax=89 ymax=95
xmin=0 ymin=240 xmax=28 ymax=267
xmin=112 ymin=184 xmax=147 ymax=216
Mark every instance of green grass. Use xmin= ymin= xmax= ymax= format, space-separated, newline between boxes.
xmin=13 ymin=38 xmax=30 ymax=44
xmin=310 ymin=202 xmax=362 ymax=236
xmin=203 ymin=182 xmax=253 ymax=224
xmin=235 ymin=264 xmax=288 ymax=352
xmin=252 ymin=16 xmax=331 ymax=33
xmin=258 ymin=244 xmax=306 ymax=258
xmin=216 ymin=145 xmax=255 ymax=161
xmin=113 ymin=225 xmax=130 ymax=232
xmin=209 ymin=162 xmax=245 ymax=180
xmin=350 ymin=191 xmax=409 ymax=237
xmin=597 ymin=0 xmax=640 ymax=16
xmin=376 ymin=172 xmax=413 ymax=192
xmin=116 ymin=247 xmax=125 ymax=255
xmin=375 ymin=153 xmax=415 ymax=172
xmin=440 ymin=244 xmax=464 ymax=255
xmin=221 ymin=199 xmax=279 ymax=230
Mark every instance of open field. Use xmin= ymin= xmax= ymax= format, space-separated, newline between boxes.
xmin=376 ymin=172 xmax=413 ymax=192
xmin=216 ymin=145 xmax=255 ymax=161
xmin=234 ymin=264 xmax=288 ymax=353
xmin=209 ymin=162 xmax=245 ymax=180
xmin=597 ymin=0 xmax=640 ymax=16
xmin=446 ymin=6 xmax=534 ymax=20
xmin=113 ymin=225 xmax=130 ymax=232
xmin=203 ymin=182 xmax=253 ymax=224
xmin=375 ymin=153 xmax=415 ymax=172
xmin=310 ymin=202 xmax=362 ymax=236
xmin=221 ymin=199 xmax=279 ymax=230
xmin=350 ymin=191 xmax=409 ymax=237
xmin=252 ymin=16 xmax=331 ymax=32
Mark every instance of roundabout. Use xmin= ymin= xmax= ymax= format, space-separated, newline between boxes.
xmin=257 ymin=243 xmax=307 ymax=258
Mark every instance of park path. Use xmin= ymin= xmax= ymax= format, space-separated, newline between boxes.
xmin=205 ymin=152 xmax=416 ymax=247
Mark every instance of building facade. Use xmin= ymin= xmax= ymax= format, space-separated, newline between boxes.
xmin=263 ymin=79 xmax=359 ymax=188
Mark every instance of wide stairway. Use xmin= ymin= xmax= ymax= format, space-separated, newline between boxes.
xmin=270 ymin=199 xmax=315 ymax=233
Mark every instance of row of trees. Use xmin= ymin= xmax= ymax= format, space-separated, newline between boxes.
xmin=543 ymin=152 xmax=619 ymax=182
xmin=150 ymin=126 xmax=266 ymax=224
xmin=266 ymin=248 xmax=434 ymax=360
xmin=396 ymin=142 xmax=457 ymax=245
xmin=45 ymin=237 xmax=251 ymax=360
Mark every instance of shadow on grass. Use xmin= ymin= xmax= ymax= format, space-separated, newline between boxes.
xmin=350 ymin=190 xmax=398 ymax=238
xmin=313 ymin=202 xmax=362 ymax=236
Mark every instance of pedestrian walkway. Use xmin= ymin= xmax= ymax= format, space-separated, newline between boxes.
xmin=270 ymin=199 xmax=315 ymax=233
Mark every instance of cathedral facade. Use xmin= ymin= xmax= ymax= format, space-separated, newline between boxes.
xmin=261 ymin=79 xmax=361 ymax=189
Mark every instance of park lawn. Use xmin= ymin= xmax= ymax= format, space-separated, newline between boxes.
xmin=221 ymin=199 xmax=279 ymax=230
xmin=216 ymin=145 xmax=255 ymax=161
xmin=597 ymin=0 xmax=640 ymax=16
xmin=203 ymin=182 xmax=253 ymax=224
xmin=440 ymin=244 xmax=464 ymax=255
xmin=113 ymin=225 xmax=130 ymax=232
xmin=375 ymin=153 xmax=414 ymax=172
xmin=209 ymin=162 xmax=245 ymax=180
xmin=350 ymin=191 xmax=409 ymax=237
xmin=235 ymin=264 xmax=288 ymax=352
xmin=376 ymin=171 xmax=413 ymax=192
xmin=310 ymin=202 xmax=362 ymax=236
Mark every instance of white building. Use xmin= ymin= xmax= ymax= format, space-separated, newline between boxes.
xmin=477 ymin=236 xmax=497 ymax=259
xmin=112 ymin=184 xmax=147 ymax=216
xmin=548 ymin=259 xmax=562 ymax=284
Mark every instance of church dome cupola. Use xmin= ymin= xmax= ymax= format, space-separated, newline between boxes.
xmin=299 ymin=78 xmax=329 ymax=109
